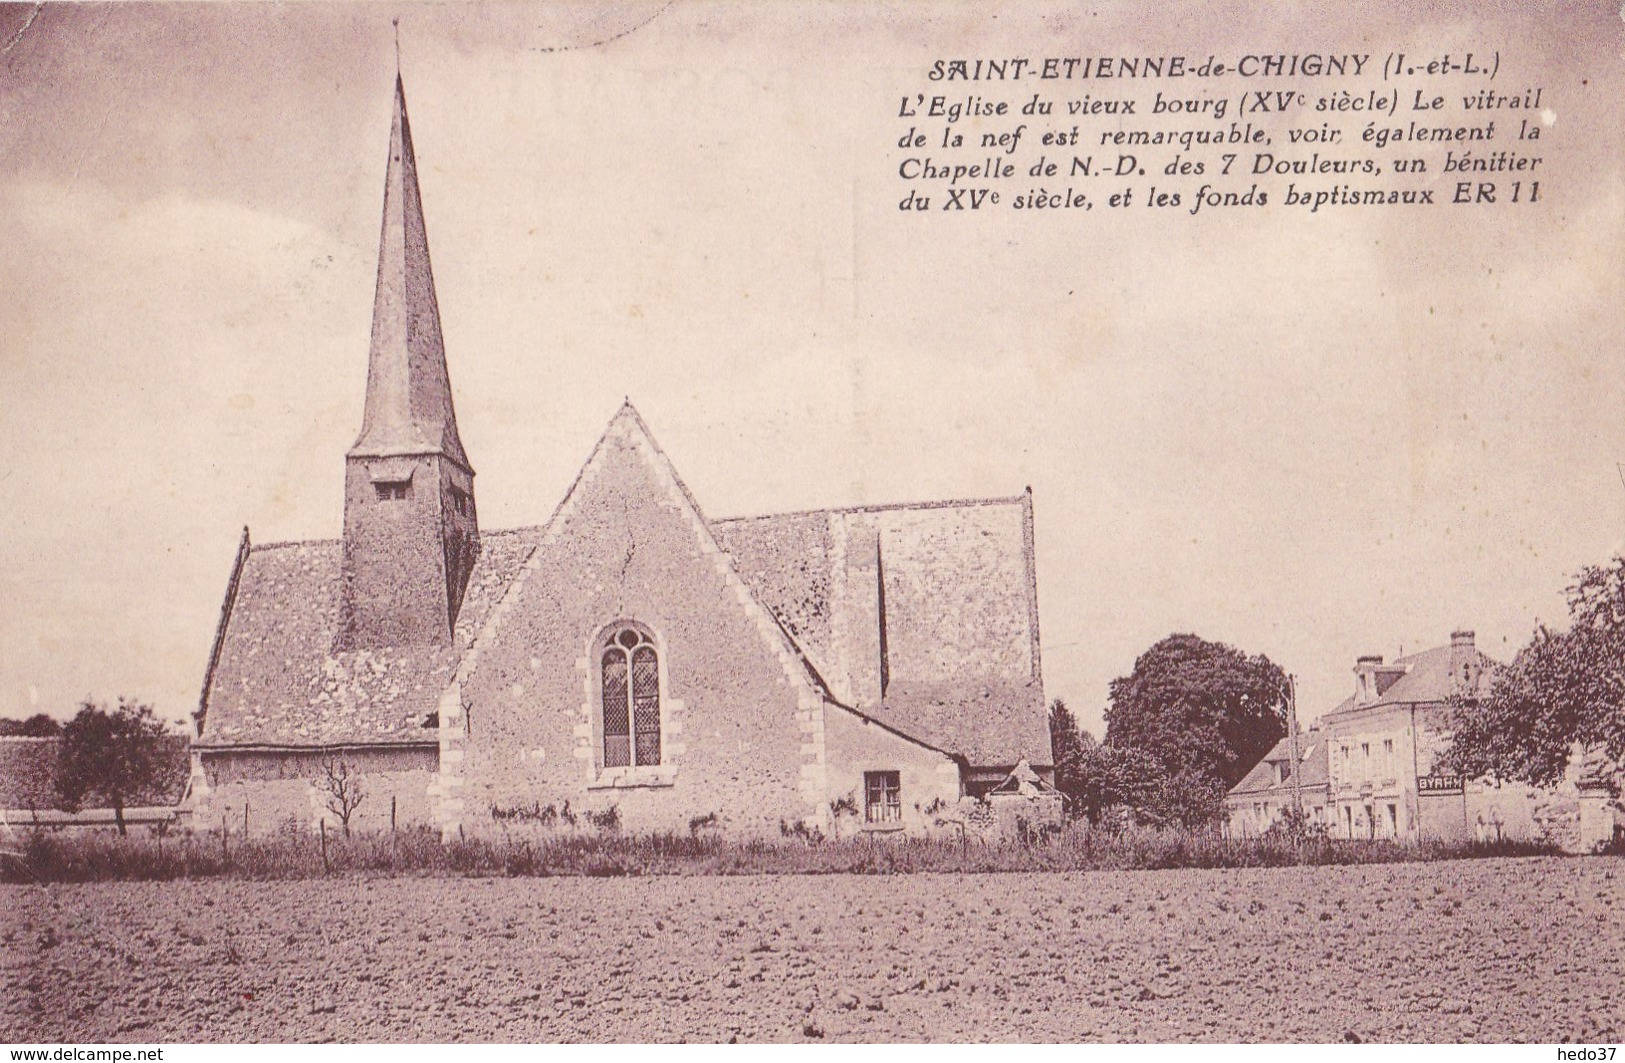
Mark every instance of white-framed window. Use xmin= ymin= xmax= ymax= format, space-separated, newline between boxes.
xmin=599 ymin=625 xmax=661 ymax=768
xmin=864 ymin=771 xmax=901 ymax=824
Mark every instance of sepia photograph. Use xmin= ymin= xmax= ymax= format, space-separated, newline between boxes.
xmin=2 ymin=0 xmax=1622 ymax=1045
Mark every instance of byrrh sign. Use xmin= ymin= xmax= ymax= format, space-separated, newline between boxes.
xmin=1417 ymin=774 xmax=1466 ymax=795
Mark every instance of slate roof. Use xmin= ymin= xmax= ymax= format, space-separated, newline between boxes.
xmin=1371 ymin=644 xmax=1496 ymax=705
xmin=1318 ymin=643 xmax=1500 ymax=724
xmin=200 ymin=492 xmax=1048 ymax=769
xmin=349 ymin=76 xmax=469 ymax=472
xmin=197 ymin=527 xmax=541 ymax=748
xmin=869 ymin=677 xmax=1049 ymax=769
xmin=1228 ymin=730 xmax=1331 ymax=798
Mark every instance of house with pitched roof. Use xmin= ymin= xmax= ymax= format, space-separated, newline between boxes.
xmin=1280 ymin=629 xmax=1609 ymax=850
xmin=1315 ymin=630 xmax=1505 ymax=842
xmin=186 ymin=77 xmax=1049 ymax=839
xmin=1223 ymin=725 xmax=1331 ymax=837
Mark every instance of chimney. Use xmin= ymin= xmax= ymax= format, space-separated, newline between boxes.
xmin=1354 ymin=655 xmax=1383 ymax=705
xmin=1450 ymin=629 xmax=1478 ymax=692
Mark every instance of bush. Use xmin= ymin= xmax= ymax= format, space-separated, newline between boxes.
xmin=0 ymin=820 xmax=1571 ymax=884
xmin=1260 ymin=804 xmax=1331 ymax=845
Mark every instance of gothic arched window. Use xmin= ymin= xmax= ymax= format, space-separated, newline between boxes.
xmin=600 ymin=626 xmax=661 ymax=768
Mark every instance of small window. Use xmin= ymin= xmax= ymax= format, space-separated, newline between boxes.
xmin=1278 ymin=759 xmax=1292 ymax=785
xmin=864 ymin=771 xmax=901 ymax=824
xmin=375 ymin=480 xmax=411 ymax=501
xmin=450 ymin=485 xmax=471 ymax=517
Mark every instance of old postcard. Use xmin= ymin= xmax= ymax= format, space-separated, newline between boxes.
xmin=2 ymin=0 xmax=1621 ymax=1045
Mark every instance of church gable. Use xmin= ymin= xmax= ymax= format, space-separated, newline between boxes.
xmin=454 ymin=406 xmax=831 ymax=833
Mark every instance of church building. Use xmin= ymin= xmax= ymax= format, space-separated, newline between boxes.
xmin=187 ymin=77 xmax=1050 ymax=839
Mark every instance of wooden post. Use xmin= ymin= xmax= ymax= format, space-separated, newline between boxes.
xmin=243 ymin=800 xmax=250 ymax=838
xmin=220 ymin=812 xmax=229 ymax=867
xmin=320 ymin=819 xmax=330 ymax=875
xmin=391 ymin=795 xmax=397 ymax=834
xmin=1287 ymin=676 xmax=1302 ymax=817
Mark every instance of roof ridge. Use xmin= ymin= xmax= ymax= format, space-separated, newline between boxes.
xmin=714 ymin=492 xmax=1030 ymax=525
xmin=248 ymin=524 xmax=547 ymax=553
xmin=249 ymin=538 xmax=335 ymax=552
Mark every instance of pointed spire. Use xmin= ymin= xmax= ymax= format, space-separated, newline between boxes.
xmin=350 ymin=74 xmax=471 ymax=472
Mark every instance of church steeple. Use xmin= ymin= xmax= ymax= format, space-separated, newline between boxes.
xmin=349 ymin=75 xmax=469 ymax=470
xmin=337 ymin=74 xmax=478 ymax=651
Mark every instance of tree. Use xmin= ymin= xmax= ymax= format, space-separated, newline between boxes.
xmin=316 ymin=756 xmax=366 ymax=837
xmin=1048 ymin=698 xmax=1160 ymax=824
xmin=56 ymin=699 xmax=183 ymax=836
xmin=1048 ymin=697 xmax=1089 ymax=801
xmin=1103 ymin=634 xmax=1289 ymax=824
xmin=0 ymin=713 xmax=62 ymax=736
xmin=1444 ymin=558 xmax=1625 ymax=792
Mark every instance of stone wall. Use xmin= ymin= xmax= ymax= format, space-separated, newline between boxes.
xmin=453 ymin=415 xmax=826 ymax=839
xmin=1578 ymin=789 xmax=1621 ymax=852
xmin=821 ymin=704 xmax=961 ymax=838
xmin=191 ymin=747 xmax=437 ymax=836
xmin=338 ymin=453 xmax=471 ymax=650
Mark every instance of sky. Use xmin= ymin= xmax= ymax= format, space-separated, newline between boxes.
xmin=1 ymin=0 xmax=1621 ymax=738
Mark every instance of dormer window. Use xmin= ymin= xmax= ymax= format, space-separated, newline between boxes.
xmin=375 ymin=480 xmax=411 ymax=501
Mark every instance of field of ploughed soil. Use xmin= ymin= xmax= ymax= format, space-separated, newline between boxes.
xmin=3 ymin=855 xmax=1621 ymax=1043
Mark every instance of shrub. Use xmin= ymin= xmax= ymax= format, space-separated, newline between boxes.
xmin=0 ymin=821 xmax=1570 ymax=884
xmin=585 ymin=805 xmax=621 ymax=833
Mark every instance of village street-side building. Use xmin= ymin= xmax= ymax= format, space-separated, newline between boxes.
xmin=1317 ymin=631 xmax=1496 ymax=843
xmin=185 ymin=78 xmax=1050 ymax=840
xmin=1224 ymin=726 xmax=1330 ymax=838
xmin=1301 ymin=630 xmax=1612 ymax=851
